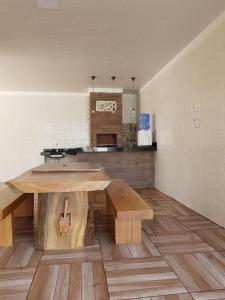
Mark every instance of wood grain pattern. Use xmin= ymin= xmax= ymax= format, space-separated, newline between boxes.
xmin=0 ymin=183 xmax=32 ymax=221
xmin=191 ymin=290 xmax=225 ymax=299
xmin=35 ymin=191 xmax=94 ymax=250
xmin=106 ymin=179 xmax=153 ymax=245
xmin=143 ymin=216 xmax=188 ymax=234
xmin=1 ymin=188 xmax=225 ymax=300
xmin=115 ymin=219 xmax=142 ymax=244
xmin=165 ymin=254 xmax=224 ymax=292
xmin=7 ymin=164 xmax=110 ymax=193
xmin=152 ymin=295 xmax=192 ymax=300
xmin=13 ymin=194 xmax=34 ymax=218
xmin=149 ymin=232 xmax=214 ymax=254
xmin=193 ymin=252 xmax=225 ymax=286
xmin=176 ymin=215 xmax=221 ymax=230
xmin=27 ymin=261 xmax=109 ymax=300
xmin=0 ymin=241 xmax=41 ymax=268
xmin=98 ymin=229 xmax=161 ymax=260
xmin=40 ymin=246 xmax=101 ymax=265
xmin=32 ymin=162 xmax=104 ymax=173
xmin=104 ymin=257 xmax=187 ymax=300
xmin=106 ymin=180 xmax=153 ymax=221
xmin=0 ymin=267 xmax=36 ymax=299
xmin=146 ymin=189 xmax=174 ymax=201
xmin=77 ymin=150 xmax=155 ymax=189
xmin=0 ymin=214 xmax=13 ymax=246
xmin=163 ymin=205 xmax=198 ymax=217
xmin=194 ymin=229 xmax=225 ymax=251
xmin=14 ymin=216 xmax=35 ymax=244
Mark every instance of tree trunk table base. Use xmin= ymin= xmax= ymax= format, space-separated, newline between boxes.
xmin=35 ymin=191 xmax=94 ymax=250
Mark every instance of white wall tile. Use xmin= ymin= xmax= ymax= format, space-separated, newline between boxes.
xmin=0 ymin=93 xmax=89 ymax=181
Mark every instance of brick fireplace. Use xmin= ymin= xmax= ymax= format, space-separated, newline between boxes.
xmin=96 ymin=133 xmax=117 ymax=147
xmin=90 ymin=92 xmax=123 ymax=147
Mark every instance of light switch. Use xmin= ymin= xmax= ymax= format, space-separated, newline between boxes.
xmin=192 ymin=119 xmax=200 ymax=128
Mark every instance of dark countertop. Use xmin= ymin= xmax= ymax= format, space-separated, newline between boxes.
xmin=41 ymin=143 xmax=157 ymax=157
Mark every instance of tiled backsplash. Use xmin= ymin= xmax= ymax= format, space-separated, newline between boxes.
xmin=0 ymin=93 xmax=89 ymax=181
xmin=122 ymin=123 xmax=137 ymax=147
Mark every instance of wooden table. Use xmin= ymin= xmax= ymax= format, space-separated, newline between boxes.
xmin=7 ymin=162 xmax=111 ymax=250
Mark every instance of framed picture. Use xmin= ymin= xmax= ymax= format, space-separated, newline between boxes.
xmin=96 ymin=101 xmax=117 ymax=112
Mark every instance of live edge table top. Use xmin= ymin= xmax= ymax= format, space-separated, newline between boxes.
xmin=6 ymin=162 xmax=111 ymax=193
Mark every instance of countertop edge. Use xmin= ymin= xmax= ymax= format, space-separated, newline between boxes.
xmin=41 ymin=143 xmax=157 ymax=156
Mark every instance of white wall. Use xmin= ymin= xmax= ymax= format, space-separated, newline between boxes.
xmin=140 ymin=13 xmax=225 ymax=227
xmin=122 ymin=93 xmax=137 ymax=124
xmin=0 ymin=93 xmax=89 ymax=181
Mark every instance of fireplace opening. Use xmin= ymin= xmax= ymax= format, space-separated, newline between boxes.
xmin=96 ymin=133 xmax=117 ymax=147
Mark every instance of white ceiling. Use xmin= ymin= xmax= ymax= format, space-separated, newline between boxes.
xmin=0 ymin=0 xmax=225 ymax=92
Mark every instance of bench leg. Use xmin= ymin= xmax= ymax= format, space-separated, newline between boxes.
xmin=115 ymin=218 xmax=142 ymax=244
xmin=0 ymin=214 xmax=13 ymax=246
xmin=106 ymin=194 xmax=114 ymax=215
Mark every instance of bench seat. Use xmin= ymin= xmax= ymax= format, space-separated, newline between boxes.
xmin=0 ymin=183 xmax=32 ymax=246
xmin=106 ymin=179 xmax=153 ymax=244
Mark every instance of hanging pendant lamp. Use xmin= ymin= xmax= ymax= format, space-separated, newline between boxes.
xmin=91 ymin=75 xmax=96 ymax=114
xmin=131 ymin=77 xmax=136 ymax=113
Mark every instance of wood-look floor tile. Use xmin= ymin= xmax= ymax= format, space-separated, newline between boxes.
xmin=0 ymin=247 xmax=9 ymax=259
xmin=177 ymin=216 xmax=221 ymax=231
xmin=104 ymin=257 xmax=187 ymax=300
xmin=140 ymin=189 xmax=168 ymax=199
xmin=165 ymin=254 xmax=224 ymax=292
xmin=152 ymin=199 xmax=182 ymax=206
xmin=149 ymin=232 xmax=214 ymax=254
xmin=0 ymin=267 xmax=35 ymax=299
xmin=0 ymin=242 xmax=42 ymax=268
xmin=129 ymin=297 xmax=152 ymax=300
xmin=95 ymin=209 xmax=115 ymax=224
xmin=14 ymin=217 xmax=35 ymax=244
xmin=193 ymin=252 xmax=225 ymax=286
xmin=40 ymin=245 xmax=102 ymax=265
xmin=144 ymin=201 xmax=169 ymax=216
xmin=151 ymin=207 xmax=171 ymax=216
xmin=195 ymin=229 xmax=225 ymax=251
xmin=98 ymin=230 xmax=161 ymax=260
xmin=117 ymin=294 xmax=192 ymax=300
xmin=143 ymin=216 xmax=188 ymax=234
xmin=27 ymin=261 xmax=109 ymax=300
xmin=152 ymin=294 xmax=193 ymax=300
xmin=163 ymin=205 xmax=198 ymax=217
xmin=135 ymin=193 xmax=158 ymax=207
xmin=191 ymin=289 xmax=225 ymax=299
xmin=138 ymin=189 xmax=178 ymax=205
xmin=2 ymin=189 xmax=225 ymax=299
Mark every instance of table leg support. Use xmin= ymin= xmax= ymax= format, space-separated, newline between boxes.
xmin=35 ymin=191 xmax=94 ymax=250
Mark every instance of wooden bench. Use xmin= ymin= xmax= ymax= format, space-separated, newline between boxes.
xmin=0 ymin=183 xmax=33 ymax=246
xmin=106 ymin=179 xmax=153 ymax=244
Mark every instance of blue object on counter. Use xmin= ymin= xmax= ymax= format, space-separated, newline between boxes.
xmin=139 ymin=113 xmax=150 ymax=130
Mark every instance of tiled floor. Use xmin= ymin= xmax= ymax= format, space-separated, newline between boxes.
xmin=1 ymin=189 xmax=225 ymax=299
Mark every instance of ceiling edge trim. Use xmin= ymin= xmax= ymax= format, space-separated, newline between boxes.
xmin=140 ymin=9 xmax=225 ymax=93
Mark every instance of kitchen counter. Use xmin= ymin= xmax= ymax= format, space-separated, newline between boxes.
xmin=41 ymin=143 xmax=157 ymax=157
xmin=41 ymin=143 xmax=157 ymax=188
